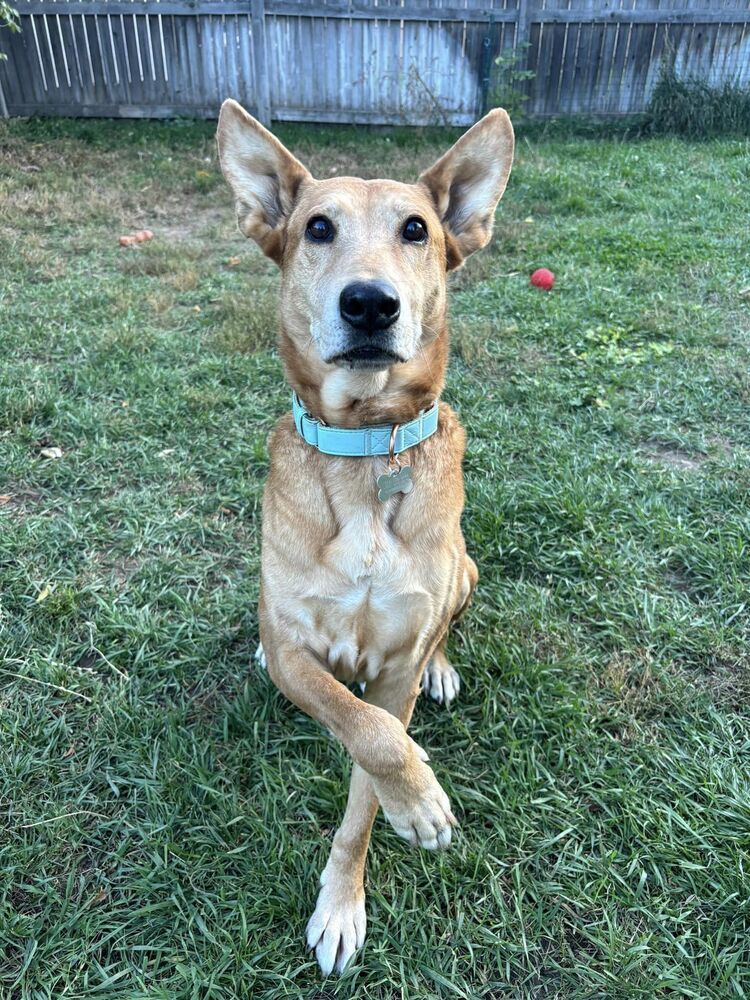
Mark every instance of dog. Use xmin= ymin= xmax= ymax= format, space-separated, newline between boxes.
xmin=217 ymin=100 xmax=514 ymax=975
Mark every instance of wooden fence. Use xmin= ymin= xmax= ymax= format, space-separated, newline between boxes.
xmin=1 ymin=0 xmax=749 ymax=124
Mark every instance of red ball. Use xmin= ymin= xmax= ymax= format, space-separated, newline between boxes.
xmin=530 ymin=267 xmax=555 ymax=291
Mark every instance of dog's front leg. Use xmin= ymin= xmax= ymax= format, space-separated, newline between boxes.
xmin=266 ymin=639 xmax=457 ymax=845
xmin=363 ymin=660 xmax=457 ymax=851
xmin=265 ymin=641 xmax=456 ymax=974
xmin=305 ymin=763 xmax=376 ymax=975
xmin=306 ymin=660 xmax=457 ymax=974
xmin=263 ymin=640 xmax=420 ymax=776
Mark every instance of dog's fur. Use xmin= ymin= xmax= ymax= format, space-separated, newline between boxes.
xmin=217 ymin=101 xmax=514 ymax=975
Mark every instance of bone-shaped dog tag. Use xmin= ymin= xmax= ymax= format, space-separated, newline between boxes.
xmin=377 ymin=465 xmax=414 ymax=502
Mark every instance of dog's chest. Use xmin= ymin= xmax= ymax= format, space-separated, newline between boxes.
xmin=303 ymin=495 xmax=437 ymax=683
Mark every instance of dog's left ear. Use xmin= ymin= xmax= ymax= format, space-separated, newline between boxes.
xmin=419 ymin=109 xmax=514 ymax=270
xmin=217 ymin=99 xmax=311 ymax=264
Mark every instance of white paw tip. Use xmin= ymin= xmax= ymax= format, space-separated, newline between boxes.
xmin=306 ymin=889 xmax=365 ymax=977
xmin=423 ymin=662 xmax=461 ymax=706
xmin=254 ymin=643 xmax=267 ymax=669
xmin=436 ymin=826 xmax=453 ymax=849
xmin=444 ymin=674 xmax=460 ymax=704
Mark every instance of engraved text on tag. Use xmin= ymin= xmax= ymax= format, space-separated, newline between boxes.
xmin=377 ymin=465 xmax=414 ymax=502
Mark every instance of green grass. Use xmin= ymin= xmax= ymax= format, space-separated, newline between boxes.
xmin=1 ymin=117 xmax=749 ymax=999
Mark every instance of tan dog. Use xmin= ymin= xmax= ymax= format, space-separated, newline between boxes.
xmin=217 ymin=101 xmax=514 ymax=975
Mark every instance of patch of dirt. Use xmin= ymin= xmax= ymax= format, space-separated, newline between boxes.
xmin=596 ymin=650 xmax=661 ymax=708
xmin=152 ymin=204 xmax=232 ymax=243
xmin=519 ymin=344 xmax=553 ymax=368
xmin=690 ymin=650 xmax=750 ymax=711
xmin=642 ymin=442 xmax=707 ymax=471
xmin=85 ymin=552 xmax=140 ymax=590
xmin=707 ymin=434 xmax=734 ymax=455
xmin=0 ymin=488 xmax=42 ymax=519
xmin=8 ymin=886 xmax=41 ymax=917
xmin=665 ymin=566 xmax=695 ymax=597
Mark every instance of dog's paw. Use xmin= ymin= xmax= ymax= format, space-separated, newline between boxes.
xmin=254 ymin=642 xmax=267 ymax=670
xmin=372 ymin=754 xmax=457 ymax=850
xmin=422 ymin=650 xmax=460 ymax=705
xmin=306 ymin=875 xmax=366 ymax=977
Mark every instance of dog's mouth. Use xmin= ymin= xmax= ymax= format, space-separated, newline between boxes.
xmin=330 ymin=345 xmax=406 ymax=369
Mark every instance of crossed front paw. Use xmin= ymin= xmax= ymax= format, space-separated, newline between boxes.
xmin=372 ymin=750 xmax=457 ymax=850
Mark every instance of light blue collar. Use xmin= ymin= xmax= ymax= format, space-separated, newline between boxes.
xmin=292 ymin=392 xmax=439 ymax=458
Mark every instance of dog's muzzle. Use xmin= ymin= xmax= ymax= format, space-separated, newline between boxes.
xmin=334 ymin=280 xmax=404 ymax=368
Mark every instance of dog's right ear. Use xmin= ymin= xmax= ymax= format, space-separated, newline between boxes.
xmin=217 ymin=99 xmax=311 ymax=264
xmin=418 ymin=108 xmax=514 ymax=270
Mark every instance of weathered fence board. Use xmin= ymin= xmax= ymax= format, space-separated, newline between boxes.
xmin=1 ymin=0 xmax=748 ymax=123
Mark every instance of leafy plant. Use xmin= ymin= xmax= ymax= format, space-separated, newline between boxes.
xmin=491 ymin=43 xmax=536 ymax=118
xmin=645 ymin=64 xmax=750 ymax=138
xmin=0 ymin=1 xmax=20 ymax=61
xmin=571 ymin=324 xmax=676 ymax=367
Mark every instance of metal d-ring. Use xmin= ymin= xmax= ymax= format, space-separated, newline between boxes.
xmin=388 ymin=422 xmax=401 ymax=471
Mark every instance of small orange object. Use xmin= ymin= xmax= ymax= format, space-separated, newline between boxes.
xmin=120 ymin=230 xmax=153 ymax=247
xmin=530 ymin=267 xmax=555 ymax=291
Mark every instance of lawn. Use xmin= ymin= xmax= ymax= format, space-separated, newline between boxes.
xmin=1 ymin=116 xmax=749 ymax=999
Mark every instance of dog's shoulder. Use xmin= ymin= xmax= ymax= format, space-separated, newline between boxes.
xmin=263 ymin=412 xmax=337 ymax=527
xmin=267 ymin=411 xmax=313 ymax=462
xmin=415 ymin=401 xmax=466 ymax=478
xmin=266 ymin=410 xmax=330 ymax=484
xmin=435 ymin=401 xmax=466 ymax=453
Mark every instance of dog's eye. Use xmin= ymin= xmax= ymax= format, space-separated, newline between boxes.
xmin=402 ymin=217 xmax=428 ymax=243
xmin=306 ymin=216 xmax=334 ymax=242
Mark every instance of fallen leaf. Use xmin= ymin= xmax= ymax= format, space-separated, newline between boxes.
xmin=0 ymin=495 xmax=12 ymax=504
xmin=227 ymin=256 xmax=241 ymax=267
xmin=36 ymin=584 xmax=53 ymax=603
xmin=192 ymin=305 xmax=201 ymax=313
xmin=39 ymin=446 xmax=63 ymax=459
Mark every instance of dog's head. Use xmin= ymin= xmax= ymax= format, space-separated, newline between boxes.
xmin=217 ymin=101 xmax=513 ymax=418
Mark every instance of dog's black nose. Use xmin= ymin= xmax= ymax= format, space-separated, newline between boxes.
xmin=339 ymin=281 xmax=400 ymax=332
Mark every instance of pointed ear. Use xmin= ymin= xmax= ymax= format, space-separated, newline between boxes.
xmin=418 ymin=109 xmax=514 ymax=270
xmin=217 ymin=99 xmax=312 ymax=264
